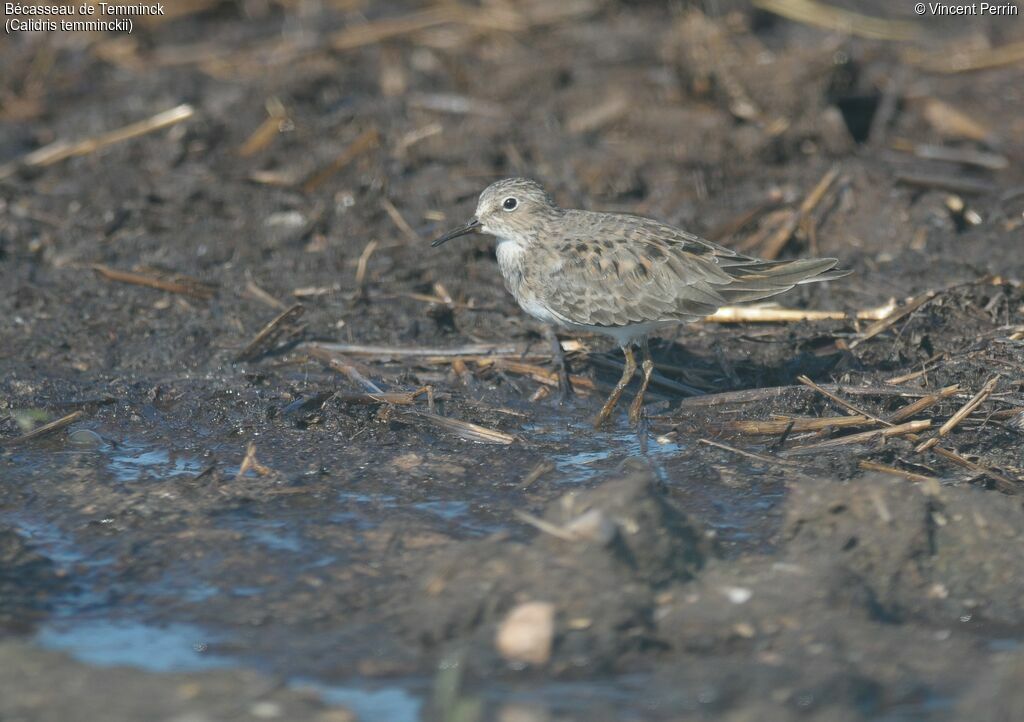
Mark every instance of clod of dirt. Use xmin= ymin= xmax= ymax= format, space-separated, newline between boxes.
xmin=543 ymin=460 xmax=709 ymax=587
xmin=495 ymin=601 xmax=556 ymax=666
xmin=783 ymin=474 xmax=1024 ymax=625
xmin=405 ymin=465 xmax=709 ymax=672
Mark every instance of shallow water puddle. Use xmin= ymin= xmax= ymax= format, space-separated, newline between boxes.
xmin=37 ymin=620 xmax=229 ymax=672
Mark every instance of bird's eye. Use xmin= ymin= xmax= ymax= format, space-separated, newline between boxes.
xmin=502 ymin=197 xmax=518 ymax=211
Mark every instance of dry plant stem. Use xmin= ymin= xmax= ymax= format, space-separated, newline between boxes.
xmin=858 ymin=460 xmax=942 ymax=486
xmin=0 ymin=104 xmax=194 ymax=180
xmin=520 ymin=461 xmax=555 ymax=488
xmin=235 ymin=304 xmax=305 ymax=362
xmin=850 ymin=290 xmax=941 ymax=348
xmin=236 ymin=442 xmax=275 ymax=480
xmin=484 ymin=360 xmax=594 ymax=394
xmin=782 ymin=420 xmax=931 ymax=455
xmin=0 ymin=410 xmax=84 ymax=447
xmin=405 ymin=410 xmax=516 ymax=445
xmin=698 ymin=438 xmax=801 ymax=467
xmin=915 ymin=376 xmax=1000 ymax=452
xmin=304 ymin=344 xmax=388 ymax=394
xmin=513 ymin=510 xmax=577 ymax=541
xmin=704 ymin=301 xmax=895 ymax=323
xmin=930 ymin=446 xmax=1018 ymax=493
xmin=243 ymin=277 xmax=287 ymax=310
xmin=93 ymin=265 xmax=215 ymax=300
xmin=797 ymin=375 xmax=893 ymax=426
xmin=303 ymin=340 xmax=585 ymax=360
xmin=753 ymin=0 xmax=919 ymax=40
xmin=729 ymin=414 xmax=873 ymax=435
xmin=380 ymin=198 xmax=421 ymax=243
xmin=761 ymin=165 xmax=839 ymax=260
xmin=885 ymin=384 xmax=961 ymax=423
xmin=301 ymin=127 xmax=379 ymax=193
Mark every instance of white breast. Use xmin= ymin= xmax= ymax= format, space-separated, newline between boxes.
xmin=494 ymin=238 xmax=561 ymax=326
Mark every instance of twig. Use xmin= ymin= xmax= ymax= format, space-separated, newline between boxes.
xmin=93 ymin=264 xmax=215 ymax=300
xmin=0 ymin=410 xmax=84 ymax=447
xmin=704 ymin=300 xmax=895 ymax=323
xmin=908 ymin=39 xmax=1024 ymax=74
xmin=236 ymin=442 xmax=275 ymax=480
xmin=915 ymin=376 xmax=999 ymax=452
xmin=513 ymin=510 xmax=577 ymax=541
xmin=478 ymin=359 xmax=594 ymax=394
xmin=380 ymin=198 xmax=420 ymax=243
xmin=729 ymin=414 xmax=872 ymax=435
xmin=243 ymin=275 xmax=287 ymax=310
xmin=885 ymin=384 xmax=960 ymax=423
xmin=858 ymin=460 xmax=942 ymax=487
xmin=238 ymin=97 xmax=288 ymax=157
xmin=521 ymin=461 xmax=555 ymax=488
xmin=761 ymin=165 xmax=839 ymax=260
xmin=677 ymin=383 xmax=970 ymax=410
xmin=753 ymin=0 xmax=919 ymax=40
xmin=0 ymin=104 xmax=194 ymax=180
xmin=304 ymin=343 xmax=384 ymax=394
xmin=301 ymin=128 xmax=379 ymax=193
xmin=931 ymin=446 xmax=1018 ymax=493
xmin=404 ymin=411 xmax=516 ymax=445
xmin=797 ymin=375 xmax=893 ymax=426
xmin=698 ymin=438 xmax=800 ymax=467
xmin=782 ymin=420 xmax=931 ymax=456
xmin=299 ymin=340 xmax=585 ymax=359
xmin=355 ymin=239 xmax=379 ymax=295
xmin=235 ymin=304 xmax=305 ymax=362
xmin=849 ymin=289 xmax=940 ymax=348
xmin=895 ymin=173 xmax=994 ymax=196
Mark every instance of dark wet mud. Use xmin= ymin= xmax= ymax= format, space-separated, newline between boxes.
xmin=2 ymin=1 xmax=1024 ymax=720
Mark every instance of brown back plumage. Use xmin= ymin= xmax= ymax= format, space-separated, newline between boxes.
xmin=532 ymin=210 xmax=848 ymax=327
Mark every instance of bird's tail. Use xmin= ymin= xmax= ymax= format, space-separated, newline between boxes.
xmin=718 ymin=258 xmax=850 ymax=303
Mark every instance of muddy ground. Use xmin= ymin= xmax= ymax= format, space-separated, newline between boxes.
xmin=2 ymin=1 xmax=1024 ymax=720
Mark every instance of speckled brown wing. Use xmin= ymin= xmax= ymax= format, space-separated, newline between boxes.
xmin=535 ymin=211 xmax=841 ymax=327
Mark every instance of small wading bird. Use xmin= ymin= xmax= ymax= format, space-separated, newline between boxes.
xmin=432 ymin=178 xmax=848 ymax=427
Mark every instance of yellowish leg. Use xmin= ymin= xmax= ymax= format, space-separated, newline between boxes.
xmin=628 ymin=340 xmax=655 ymax=425
xmin=593 ymin=345 xmax=637 ymax=428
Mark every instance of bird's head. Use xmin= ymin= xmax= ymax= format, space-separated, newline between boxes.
xmin=431 ymin=178 xmax=560 ymax=247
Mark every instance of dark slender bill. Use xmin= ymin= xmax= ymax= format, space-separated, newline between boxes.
xmin=431 ymin=218 xmax=481 ymax=246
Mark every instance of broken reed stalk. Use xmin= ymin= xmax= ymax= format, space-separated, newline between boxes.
xmin=0 ymin=410 xmax=85 ymax=447
xmin=885 ymin=384 xmax=960 ymax=423
xmin=858 ymin=460 xmax=942 ymax=487
xmin=849 ymin=289 xmax=940 ymax=348
xmin=305 ymin=343 xmax=385 ymax=394
xmin=93 ymin=264 xmax=215 ymax=300
xmin=930 ymin=446 xmax=1017 ymax=493
xmin=478 ymin=359 xmax=595 ymax=394
xmin=302 ymin=127 xmax=379 ymax=193
xmin=235 ymin=304 xmax=305 ymax=362
xmin=404 ymin=410 xmax=516 ymax=445
xmin=704 ymin=300 xmax=895 ymax=323
xmin=729 ymin=414 xmax=872 ymax=435
xmin=797 ymin=375 xmax=893 ymax=426
xmin=0 ymin=104 xmax=195 ymax=180
xmin=915 ymin=376 xmax=1000 ymax=452
xmin=752 ymin=0 xmax=919 ymax=41
xmin=301 ymin=340 xmax=584 ymax=359
xmin=782 ymin=420 xmax=931 ymax=456
xmin=698 ymin=437 xmax=801 ymax=467
xmin=760 ymin=165 xmax=839 ymax=260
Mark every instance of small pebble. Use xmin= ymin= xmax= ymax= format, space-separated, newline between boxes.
xmin=495 ymin=601 xmax=555 ymax=665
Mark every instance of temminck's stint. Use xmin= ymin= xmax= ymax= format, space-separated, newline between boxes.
xmin=432 ymin=178 xmax=848 ymax=427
